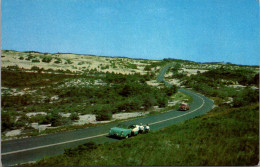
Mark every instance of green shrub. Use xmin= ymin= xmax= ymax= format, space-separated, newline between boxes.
xmin=32 ymin=59 xmax=40 ymax=63
xmin=126 ymin=64 xmax=137 ymax=69
xmin=54 ymin=58 xmax=62 ymax=64
xmin=93 ymin=105 xmax=113 ymax=121
xmin=1 ymin=111 xmax=16 ymax=131
xmin=31 ymin=66 xmax=40 ymax=71
xmin=42 ymin=56 xmax=52 ymax=63
xmin=144 ymin=65 xmax=151 ymax=71
xmin=16 ymin=114 xmax=30 ymax=128
xmin=26 ymin=55 xmax=35 ymax=60
xmin=143 ymin=94 xmax=157 ymax=110
xmin=233 ymin=88 xmax=258 ymax=107
xmin=54 ymin=60 xmax=61 ymax=64
xmin=29 ymin=114 xmax=47 ymax=124
xmin=46 ymin=111 xmax=62 ymax=126
xmin=156 ymin=94 xmax=168 ymax=107
xmin=65 ymin=59 xmax=73 ymax=64
xmin=70 ymin=112 xmax=80 ymax=121
xmin=162 ymin=85 xmax=178 ymax=96
xmin=1 ymin=94 xmax=34 ymax=107
xmin=95 ymin=111 xmax=112 ymax=121
xmin=15 ymin=121 xmax=27 ymax=129
xmin=78 ymin=61 xmax=85 ymax=65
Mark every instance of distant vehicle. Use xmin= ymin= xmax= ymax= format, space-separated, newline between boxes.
xmin=109 ymin=123 xmax=149 ymax=139
xmin=178 ymin=103 xmax=190 ymax=111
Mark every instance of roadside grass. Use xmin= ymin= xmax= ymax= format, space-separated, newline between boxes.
xmin=24 ymin=103 xmax=259 ymax=166
xmin=171 ymin=91 xmax=192 ymax=103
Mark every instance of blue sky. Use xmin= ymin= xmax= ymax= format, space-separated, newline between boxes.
xmin=2 ymin=0 xmax=259 ymax=65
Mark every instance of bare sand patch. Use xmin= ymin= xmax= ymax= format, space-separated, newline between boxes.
xmin=167 ymin=79 xmax=181 ymax=86
xmin=72 ymin=112 xmax=149 ymax=125
xmin=26 ymin=112 xmax=47 ymax=117
xmin=146 ymin=80 xmax=161 ymax=87
xmin=112 ymin=112 xmax=148 ymax=120
xmin=227 ymin=84 xmax=246 ymax=88
xmin=5 ymin=130 xmax=22 ymax=137
xmin=73 ymin=114 xmax=96 ymax=125
xmin=180 ymin=68 xmax=208 ymax=76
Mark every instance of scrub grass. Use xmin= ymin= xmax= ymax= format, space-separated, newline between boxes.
xmin=171 ymin=91 xmax=192 ymax=103
xmin=23 ymin=103 xmax=259 ymax=166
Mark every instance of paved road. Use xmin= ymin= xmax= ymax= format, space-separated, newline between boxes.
xmin=1 ymin=64 xmax=214 ymax=166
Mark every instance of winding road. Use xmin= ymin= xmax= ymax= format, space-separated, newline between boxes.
xmin=1 ymin=64 xmax=214 ymax=166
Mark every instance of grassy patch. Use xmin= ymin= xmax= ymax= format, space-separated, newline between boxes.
xmin=171 ymin=91 xmax=192 ymax=103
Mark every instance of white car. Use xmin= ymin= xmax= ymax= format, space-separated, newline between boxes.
xmin=139 ymin=124 xmax=144 ymax=133
xmin=144 ymin=124 xmax=150 ymax=133
xmin=138 ymin=123 xmax=150 ymax=133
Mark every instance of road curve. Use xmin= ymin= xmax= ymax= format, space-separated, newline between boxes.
xmin=1 ymin=64 xmax=214 ymax=166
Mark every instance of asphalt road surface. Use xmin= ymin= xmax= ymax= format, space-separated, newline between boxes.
xmin=1 ymin=64 xmax=214 ymax=166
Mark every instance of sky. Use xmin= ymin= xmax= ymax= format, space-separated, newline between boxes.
xmin=1 ymin=0 xmax=259 ymax=65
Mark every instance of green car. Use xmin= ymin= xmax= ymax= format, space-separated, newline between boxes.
xmin=109 ymin=123 xmax=140 ymax=139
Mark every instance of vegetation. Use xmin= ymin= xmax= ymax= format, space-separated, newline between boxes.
xmin=22 ymin=62 xmax=259 ymax=166
xmin=42 ymin=56 xmax=52 ymax=63
xmin=1 ymin=69 xmax=81 ymax=88
xmin=1 ymin=68 xmax=177 ymax=131
xmin=2 ymin=50 xmax=258 ymax=165
xmin=54 ymin=58 xmax=62 ymax=64
xmin=169 ymin=66 xmax=259 ymax=105
xmin=25 ymin=102 xmax=258 ymax=166
xmin=70 ymin=112 xmax=79 ymax=121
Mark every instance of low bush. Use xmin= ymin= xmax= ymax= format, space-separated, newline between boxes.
xmin=93 ymin=105 xmax=113 ymax=121
xmin=233 ymin=88 xmax=258 ymax=107
xmin=54 ymin=58 xmax=62 ymax=64
xmin=1 ymin=111 xmax=16 ymax=131
xmin=46 ymin=111 xmax=62 ymax=127
xmin=95 ymin=112 xmax=112 ymax=121
xmin=42 ymin=56 xmax=52 ymax=63
xmin=32 ymin=59 xmax=40 ymax=63
xmin=70 ymin=112 xmax=80 ymax=121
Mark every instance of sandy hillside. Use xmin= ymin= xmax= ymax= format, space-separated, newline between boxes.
xmin=1 ymin=50 xmax=159 ymax=75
